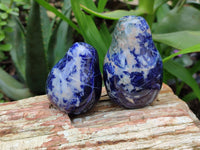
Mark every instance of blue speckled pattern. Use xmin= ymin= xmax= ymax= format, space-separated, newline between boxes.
xmin=46 ymin=42 xmax=102 ymax=115
xmin=103 ymin=16 xmax=163 ymax=109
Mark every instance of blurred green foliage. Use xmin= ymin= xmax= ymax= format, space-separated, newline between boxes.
xmin=0 ymin=0 xmax=73 ymax=99
xmin=0 ymin=0 xmax=30 ymax=59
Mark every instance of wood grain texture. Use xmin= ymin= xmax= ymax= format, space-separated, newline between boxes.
xmin=0 ymin=84 xmax=200 ymax=149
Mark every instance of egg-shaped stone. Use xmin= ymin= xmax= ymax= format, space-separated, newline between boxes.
xmin=46 ymin=42 xmax=102 ymax=115
xmin=103 ymin=16 xmax=163 ymax=109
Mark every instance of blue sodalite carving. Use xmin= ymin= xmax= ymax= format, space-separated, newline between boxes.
xmin=103 ymin=16 xmax=163 ymax=109
xmin=46 ymin=42 xmax=102 ymax=115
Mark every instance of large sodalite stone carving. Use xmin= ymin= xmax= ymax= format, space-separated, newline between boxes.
xmin=103 ymin=16 xmax=163 ymax=109
xmin=46 ymin=42 xmax=102 ymax=115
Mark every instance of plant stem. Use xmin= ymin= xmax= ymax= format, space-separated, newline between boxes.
xmin=138 ymin=0 xmax=155 ymax=28
xmin=163 ymin=43 xmax=200 ymax=63
xmin=139 ymin=0 xmax=154 ymax=14
xmin=176 ymin=0 xmax=186 ymax=12
xmin=9 ymin=0 xmax=14 ymax=8
xmin=176 ymin=81 xmax=184 ymax=96
xmin=172 ymin=0 xmax=186 ymax=13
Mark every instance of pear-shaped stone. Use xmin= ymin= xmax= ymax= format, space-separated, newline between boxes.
xmin=103 ymin=16 xmax=163 ymax=109
xmin=46 ymin=42 xmax=102 ymax=115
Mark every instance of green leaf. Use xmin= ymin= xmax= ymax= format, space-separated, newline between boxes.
xmin=40 ymin=6 xmax=51 ymax=55
xmin=153 ymin=31 xmax=200 ymax=50
xmin=0 ymin=0 xmax=9 ymax=5
xmin=0 ymin=92 xmax=3 ymax=99
xmin=99 ymin=23 xmax=112 ymax=49
xmin=34 ymin=0 xmax=80 ymax=34
xmin=156 ymin=3 xmax=170 ymax=22
xmin=71 ymin=0 xmax=110 ymax=72
xmin=164 ymin=60 xmax=200 ymax=100
xmin=0 ymin=21 xmax=7 ymax=26
xmin=0 ymin=3 xmax=9 ymax=11
xmin=80 ymin=4 xmax=144 ymax=20
xmin=9 ymin=11 xmax=19 ymax=16
xmin=48 ymin=0 xmax=73 ymax=67
xmin=139 ymin=0 xmax=154 ymax=14
xmin=153 ymin=6 xmax=200 ymax=33
xmin=0 ymin=32 xmax=5 ymax=41
xmin=189 ymin=59 xmax=200 ymax=75
xmin=80 ymin=0 xmax=98 ymax=12
xmin=0 ymin=13 xmax=8 ymax=19
xmin=97 ymin=0 xmax=108 ymax=12
xmin=25 ymin=1 xmax=48 ymax=94
xmin=0 ymin=99 xmax=5 ymax=103
xmin=0 ymin=51 xmax=7 ymax=61
xmin=6 ymin=16 xmax=26 ymax=80
xmin=3 ymin=26 xmax=13 ymax=32
xmin=182 ymin=92 xmax=197 ymax=102
xmin=0 ymin=68 xmax=33 ymax=100
xmin=0 ymin=44 xmax=12 ymax=51
xmin=154 ymin=0 xmax=169 ymax=11
xmin=47 ymin=24 xmax=57 ymax=69
xmin=163 ymin=43 xmax=200 ymax=62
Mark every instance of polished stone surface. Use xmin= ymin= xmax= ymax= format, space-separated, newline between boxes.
xmin=46 ymin=42 xmax=102 ymax=115
xmin=103 ymin=16 xmax=163 ymax=108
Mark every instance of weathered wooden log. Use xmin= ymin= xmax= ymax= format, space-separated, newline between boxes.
xmin=0 ymin=84 xmax=200 ymax=149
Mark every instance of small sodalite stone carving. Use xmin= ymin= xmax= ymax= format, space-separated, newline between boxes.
xmin=103 ymin=16 xmax=163 ymax=109
xmin=46 ymin=42 xmax=102 ymax=115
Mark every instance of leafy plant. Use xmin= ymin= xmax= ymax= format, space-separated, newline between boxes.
xmin=0 ymin=0 xmax=73 ymax=99
xmin=35 ymin=0 xmax=200 ymax=102
xmin=0 ymin=0 xmax=30 ymax=61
